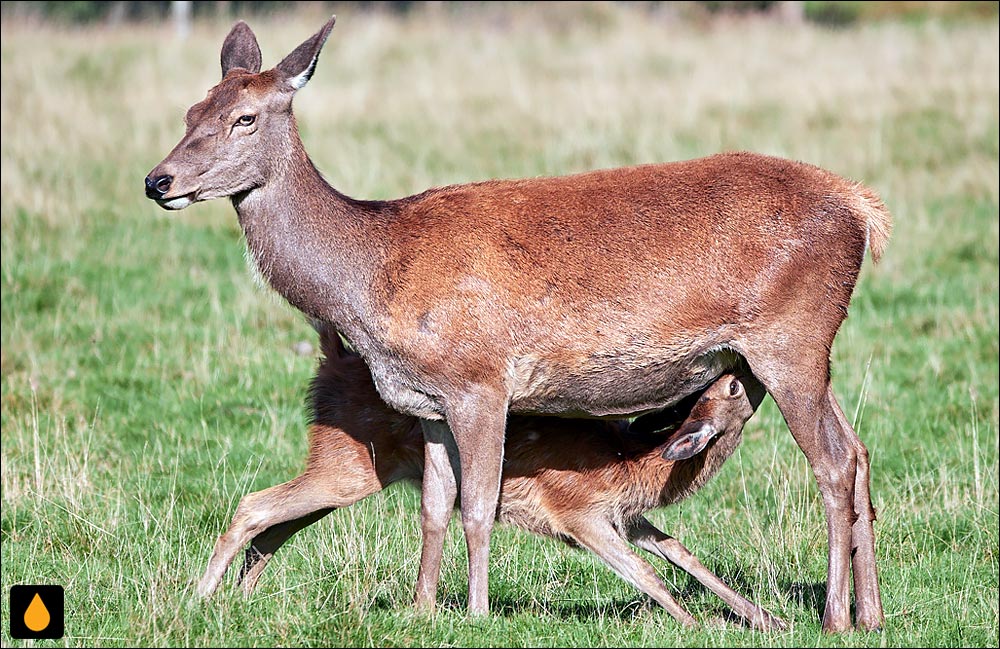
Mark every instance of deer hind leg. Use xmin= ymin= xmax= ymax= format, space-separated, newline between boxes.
xmin=827 ymin=386 xmax=884 ymax=630
xmin=567 ymin=518 xmax=697 ymax=627
xmin=741 ymin=348 xmax=863 ymax=633
xmin=628 ymin=517 xmax=786 ymax=631
xmin=197 ymin=472 xmax=380 ymax=598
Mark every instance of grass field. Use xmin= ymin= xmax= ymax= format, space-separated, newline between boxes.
xmin=2 ymin=4 xmax=998 ymax=647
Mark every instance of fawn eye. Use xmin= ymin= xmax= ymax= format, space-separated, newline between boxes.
xmin=236 ymin=115 xmax=256 ymax=127
xmin=728 ymin=379 xmax=743 ymax=397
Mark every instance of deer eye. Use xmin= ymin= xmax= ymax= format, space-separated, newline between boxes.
xmin=236 ymin=115 xmax=256 ymax=127
xmin=728 ymin=378 xmax=743 ymax=397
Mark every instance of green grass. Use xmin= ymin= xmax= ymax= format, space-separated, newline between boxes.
xmin=2 ymin=5 xmax=998 ymax=647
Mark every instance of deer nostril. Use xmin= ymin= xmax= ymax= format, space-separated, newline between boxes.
xmin=144 ymin=174 xmax=173 ymax=199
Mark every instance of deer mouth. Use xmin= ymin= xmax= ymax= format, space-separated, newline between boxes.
xmin=155 ymin=191 xmax=198 ymax=211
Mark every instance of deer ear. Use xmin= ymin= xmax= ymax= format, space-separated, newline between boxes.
xmin=276 ymin=16 xmax=336 ymax=91
xmin=659 ymin=421 xmax=719 ymax=461
xmin=221 ymin=21 xmax=262 ymax=77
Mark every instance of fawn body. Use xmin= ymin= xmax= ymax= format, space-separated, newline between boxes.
xmin=198 ymin=328 xmax=783 ymax=630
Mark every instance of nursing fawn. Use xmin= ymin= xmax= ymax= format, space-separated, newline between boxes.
xmin=197 ymin=328 xmax=784 ymax=630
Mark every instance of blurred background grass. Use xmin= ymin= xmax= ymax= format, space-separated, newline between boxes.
xmin=1 ymin=1 xmax=998 ymax=647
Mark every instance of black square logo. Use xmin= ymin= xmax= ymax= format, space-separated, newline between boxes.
xmin=9 ymin=585 xmax=64 ymax=640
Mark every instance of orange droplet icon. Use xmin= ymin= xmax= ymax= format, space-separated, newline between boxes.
xmin=24 ymin=592 xmax=51 ymax=632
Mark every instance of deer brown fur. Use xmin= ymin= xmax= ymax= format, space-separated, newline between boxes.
xmin=147 ymin=17 xmax=890 ymax=632
xmin=196 ymin=327 xmax=785 ymax=630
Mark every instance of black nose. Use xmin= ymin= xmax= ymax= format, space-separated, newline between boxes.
xmin=144 ymin=174 xmax=173 ymax=199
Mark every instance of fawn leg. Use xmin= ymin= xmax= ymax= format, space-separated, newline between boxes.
xmin=197 ymin=475 xmax=379 ymax=598
xmin=628 ymin=517 xmax=787 ymax=631
xmin=568 ymin=519 xmax=697 ymax=627
xmin=238 ymin=509 xmax=332 ymax=596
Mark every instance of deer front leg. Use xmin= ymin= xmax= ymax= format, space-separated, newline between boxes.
xmin=628 ymin=517 xmax=787 ymax=631
xmin=414 ymin=419 xmax=459 ymax=612
xmin=425 ymin=387 xmax=508 ymax=616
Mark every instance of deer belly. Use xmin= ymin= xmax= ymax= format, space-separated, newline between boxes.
xmin=368 ymin=365 xmax=446 ymax=421
xmin=507 ymin=346 xmax=740 ymax=418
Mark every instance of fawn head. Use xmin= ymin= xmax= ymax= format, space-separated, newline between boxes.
xmin=659 ymin=374 xmax=757 ymax=461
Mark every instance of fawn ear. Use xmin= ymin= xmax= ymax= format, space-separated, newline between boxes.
xmin=316 ymin=325 xmax=351 ymax=360
xmin=660 ymin=420 xmax=719 ymax=461
xmin=221 ymin=21 xmax=262 ymax=77
xmin=329 ymin=333 xmax=348 ymax=359
xmin=332 ymin=333 xmax=361 ymax=359
xmin=276 ymin=15 xmax=336 ymax=91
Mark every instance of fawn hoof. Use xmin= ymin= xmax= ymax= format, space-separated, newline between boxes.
xmin=678 ymin=615 xmax=698 ymax=629
xmin=195 ymin=574 xmax=218 ymax=599
xmin=754 ymin=611 xmax=788 ymax=632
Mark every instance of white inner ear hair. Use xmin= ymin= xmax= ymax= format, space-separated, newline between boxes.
xmin=288 ymin=54 xmax=319 ymax=90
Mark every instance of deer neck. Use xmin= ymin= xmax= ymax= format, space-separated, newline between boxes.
xmin=231 ymin=132 xmax=390 ymax=332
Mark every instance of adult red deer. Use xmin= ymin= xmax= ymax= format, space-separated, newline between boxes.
xmin=145 ymin=17 xmax=890 ymax=632
xmin=197 ymin=327 xmax=785 ymax=630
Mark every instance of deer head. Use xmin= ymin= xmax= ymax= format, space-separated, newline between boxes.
xmin=144 ymin=17 xmax=336 ymax=209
